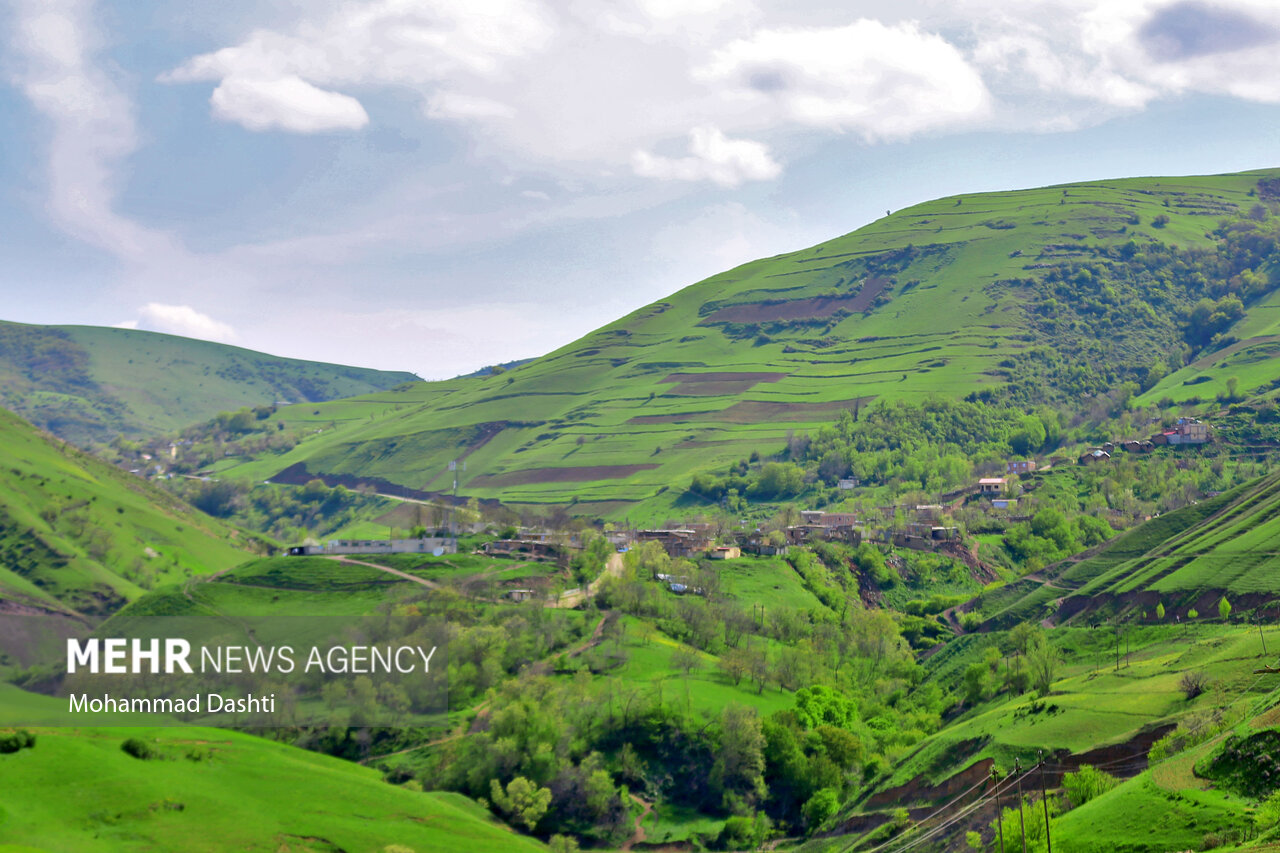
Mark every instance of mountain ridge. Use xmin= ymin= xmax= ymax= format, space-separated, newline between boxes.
xmin=207 ymin=168 xmax=1280 ymax=519
xmin=0 ymin=319 xmax=421 ymax=444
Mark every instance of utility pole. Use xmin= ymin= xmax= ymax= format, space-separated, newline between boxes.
xmin=1016 ymin=758 xmax=1028 ymax=853
xmin=1260 ymin=614 xmax=1268 ymax=657
xmin=1115 ymin=620 xmax=1120 ymax=672
xmin=1039 ymin=750 xmax=1052 ymax=853
xmin=993 ymin=767 xmax=1006 ymax=853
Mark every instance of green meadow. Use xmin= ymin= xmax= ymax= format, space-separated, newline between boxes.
xmin=0 ymin=686 xmax=544 ymax=852
xmin=0 ymin=408 xmax=254 ymax=626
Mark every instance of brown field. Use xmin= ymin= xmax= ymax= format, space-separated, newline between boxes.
xmin=469 ymin=464 xmax=661 ymax=487
xmin=701 ymin=276 xmax=888 ymax=324
xmin=628 ymin=396 xmax=874 ymax=425
xmin=660 ymin=371 xmax=788 ymax=396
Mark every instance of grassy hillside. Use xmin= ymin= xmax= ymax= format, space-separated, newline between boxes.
xmin=212 ymin=169 xmax=1280 ymax=519
xmin=0 ymin=685 xmax=545 ymax=853
xmin=983 ymin=468 xmax=1280 ymax=628
xmin=0 ymin=320 xmax=419 ymax=444
xmin=0 ymin=407 xmax=255 ymax=626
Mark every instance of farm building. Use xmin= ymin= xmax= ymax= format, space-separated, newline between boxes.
xmin=636 ymin=528 xmax=713 ymax=558
xmin=482 ymin=539 xmax=565 ymax=559
xmin=506 ymin=589 xmax=536 ymax=602
xmin=708 ymin=545 xmax=741 ymax=560
xmin=913 ymin=505 xmax=944 ymax=523
xmin=288 ymin=537 xmax=457 ymax=557
xmin=1151 ymin=418 xmax=1209 ymax=446
xmin=977 ymin=477 xmax=1006 ymax=494
xmin=991 ymin=498 xmax=1017 ymax=510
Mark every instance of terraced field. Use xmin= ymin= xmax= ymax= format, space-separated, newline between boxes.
xmin=215 ymin=170 xmax=1275 ymax=519
xmin=983 ymin=469 xmax=1280 ymax=628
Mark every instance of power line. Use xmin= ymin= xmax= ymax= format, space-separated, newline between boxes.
xmin=853 ymin=767 xmax=1036 ymax=853
xmin=837 ymin=665 xmax=1280 ymax=853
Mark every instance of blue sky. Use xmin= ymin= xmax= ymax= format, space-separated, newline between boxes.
xmin=4 ymin=0 xmax=1280 ymax=379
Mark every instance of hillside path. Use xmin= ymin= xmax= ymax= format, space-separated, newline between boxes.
xmin=549 ymin=552 xmax=624 ymax=608
xmin=325 ymin=555 xmax=443 ymax=590
xmin=621 ymin=794 xmax=654 ymax=851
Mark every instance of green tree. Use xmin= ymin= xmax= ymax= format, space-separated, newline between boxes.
xmin=963 ymin=662 xmax=991 ymax=705
xmin=1218 ymin=597 xmax=1232 ymax=621
xmin=748 ymin=462 xmax=805 ymax=500
xmin=490 ymin=776 xmax=552 ymax=830
xmin=1027 ymin=636 xmax=1059 ymax=696
xmin=549 ymin=836 xmax=581 ymax=853
xmin=802 ymin=788 xmax=840 ymax=832
xmin=714 ymin=705 xmax=767 ymax=803
xmin=1156 ymin=601 xmax=1166 ymax=621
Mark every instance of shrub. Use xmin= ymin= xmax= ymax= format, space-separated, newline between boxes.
xmin=802 ymin=788 xmax=840 ymax=832
xmin=1061 ymin=765 xmax=1119 ymax=808
xmin=121 ymin=737 xmax=158 ymax=760
xmin=1180 ymin=670 xmax=1209 ymax=700
xmin=0 ymin=729 xmax=36 ymax=753
xmin=1257 ymin=789 xmax=1280 ymax=832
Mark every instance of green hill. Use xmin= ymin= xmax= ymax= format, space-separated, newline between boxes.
xmin=0 ymin=685 xmax=545 ymax=853
xmin=0 ymin=321 xmax=420 ymax=444
xmin=213 ymin=169 xmax=1280 ymax=519
xmin=979 ymin=468 xmax=1280 ymax=629
xmin=0 ymin=407 xmax=255 ymax=625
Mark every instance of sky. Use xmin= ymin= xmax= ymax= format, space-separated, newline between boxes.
xmin=4 ymin=0 xmax=1280 ymax=380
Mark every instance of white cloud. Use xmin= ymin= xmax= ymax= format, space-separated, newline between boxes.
xmin=7 ymin=0 xmax=185 ymax=261
xmin=699 ymin=19 xmax=992 ymax=139
xmin=426 ymin=92 xmax=516 ymax=121
xmin=967 ymin=0 xmax=1280 ymax=130
xmin=132 ymin=303 xmax=237 ymax=343
xmin=161 ymin=0 xmax=555 ymax=134
xmin=210 ymin=75 xmax=368 ymax=132
xmin=632 ymin=126 xmax=780 ymax=187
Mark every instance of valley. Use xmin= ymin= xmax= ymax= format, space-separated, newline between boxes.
xmin=9 ymin=169 xmax=1280 ymax=852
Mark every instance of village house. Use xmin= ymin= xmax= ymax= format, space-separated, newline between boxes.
xmin=288 ymin=537 xmax=457 ymax=557
xmin=838 ymin=478 xmax=859 ymax=490
xmin=977 ymin=477 xmax=1006 ymax=495
xmin=1151 ymin=417 xmax=1209 ymax=446
xmin=914 ymin=505 xmax=943 ymax=523
xmin=1078 ymin=448 xmax=1111 ymax=465
xmin=708 ymin=545 xmax=741 ymax=560
xmin=1006 ymin=459 xmax=1037 ymax=475
xmin=744 ymin=531 xmax=789 ymax=556
xmin=636 ymin=528 xmax=713 ymax=558
xmin=506 ymin=589 xmax=536 ymax=602
xmin=482 ymin=539 xmax=564 ymax=560
xmin=784 ymin=524 xmax=862 ymax=547
xmin=991 ymin=498 xmax=1017 ymax=511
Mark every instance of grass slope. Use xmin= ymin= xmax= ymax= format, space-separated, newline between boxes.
xmin=218 ymin=170 xmax=1275 ymax=518
xmin=0 ymin=320 xmax=419 ymax=444
xmin=0 ymin=685 xmax=544 ymax=853
xmin=987 ymin=469 xmax=1280 ymax=627
xmin=0 ymin=408 xmax=253 ymax=626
